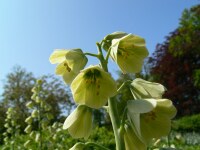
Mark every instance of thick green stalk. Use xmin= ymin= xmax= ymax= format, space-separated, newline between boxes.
xmin=96 ymin=42 xmax=124 ymax=150
xmin=108 ymin=98 xmax=124 ymax=150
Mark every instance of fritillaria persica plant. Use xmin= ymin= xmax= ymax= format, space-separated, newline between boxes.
xmin=24 ymin=80 xmax=53 ymax=149
xmin=49 ymin=31 xmax=177 ymax=150
xmin=3 ymin=107 xmax=20 ymax=150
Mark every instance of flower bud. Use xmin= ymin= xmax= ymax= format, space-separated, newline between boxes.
xmin=26 ymin=101 xmax=34 ymax=108
xmin=31 ymin=110 xmax=39 ymax=118
xmin=35 ymin=133 xmax=41 ymax=143
xmin=3 ymin=132 xmax=7 ymax=136
xmin=35 ymin=96 xmax=42 ymax=103
xmin=41 ymin=120 xmax=48 ymax=129
xmin=37 ymin=79 xmax=43 ymax=85
xmin=7 ymin=128 xmax=12 ymax=133
xmin=52 ymin=134 xmax=57 ymax=140
xmin=4 ymin=137 xmax=9 ymax=142
xmin=24 ymin=140 xmax=31 ymax=148
xmin=31 ymin=87 xmax=37 ymax=93
xmin=24 ymin=125 xmax=32 ymax=134
xmin=4 ymin=123 xmax=9 ymax=128
xmin=25 ymin=116 xmax=33 ymax=124
xmin=29 ymin=131 xmax=36 ymax=139
xmin=52 ymin=122 xmax=59 ymax=129
xmin=31 ymin=93 xmax=37 ymax=100
xmin=11 ymin=120 xmax=16 ymax=126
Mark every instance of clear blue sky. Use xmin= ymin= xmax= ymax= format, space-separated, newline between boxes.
xmin=0 ymin=0 xmax=199 ymax=94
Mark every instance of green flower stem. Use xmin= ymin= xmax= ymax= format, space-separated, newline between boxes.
xmin=97 ymin=42 xmax=124 ymax=150
xmin=117 ymin=80 xmax=132 ymax=93
xmin=108 ymin=98 xmax=124 ymax=150
xmin=85 ymin=142 xmax=110 ymax=150
xmin=105 ymin=47 xmax=111 ymax=62
xmin=84 ymin=52 xmax=99 ymax=58
xmin=121 ymin=107 xmax=127 ymax=125
xmin=96 ymin=42 xmax=108 ymax=72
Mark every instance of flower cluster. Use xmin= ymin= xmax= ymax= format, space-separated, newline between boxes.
xmin=3 ymin=107 xmax=21 ymax=150
xmin=50 ymin=31 xmax=176 ymax=150
xmin=24 ymin=79 xmax=53 ymax=148
xmin=125 ymin=78 xmax=177 ymax=148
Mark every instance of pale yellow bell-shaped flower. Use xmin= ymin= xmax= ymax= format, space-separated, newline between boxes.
xmin=127 ymin=99 xmax=177 ymax=145
xmin=130 ymin=78 xmax=166 ymax=99
xmin=110 ymin=34 xmax=149 ymax=73
xmin=63 ymin=105 xmax=93 ymax=139
xmin=71 ymin=65 xmax=117 ymax=109
xmin=49 ymin=49 xmax=88 ymax=84
xmin=124 ymin=124 xmax=147 ymax=150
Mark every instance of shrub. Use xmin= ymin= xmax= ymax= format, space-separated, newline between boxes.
xmin=172 ymin=114 xmax=200 ymax=132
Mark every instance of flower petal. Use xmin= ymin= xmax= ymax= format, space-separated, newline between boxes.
xmin=131 ymin=78 xmax=166 ymax=99
xmin=124 ymin=124 xmax=147 ymax=150
xmin=71 ymin=65 xmax=117 ymax=108
xmin=49 ymin=50 xmax=68 ymax=64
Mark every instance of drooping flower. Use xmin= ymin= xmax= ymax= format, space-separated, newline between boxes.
xmin=123 ymin=124 xmax=147 ymax=150
xmin=130 ymin=78 xmax=166 ymax=99
xmin=63 ymin=105 xmax=93 ymax=139
xmin=127 ymin=99 xmax=177 ymax=145
xmin=49 ymin=49 xmax=88 ymax=84
xmin=71 ymin=65 xmax=117 ymax=109
xmin=109 ymin=33 xmax=149 ymax=73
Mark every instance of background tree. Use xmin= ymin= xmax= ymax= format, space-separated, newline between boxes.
xmin=1 ymin=65 xmax=73 ymax=132
xmin=148 ymin=4 xmax=200 ymax=117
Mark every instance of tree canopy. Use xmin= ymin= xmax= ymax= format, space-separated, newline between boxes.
xmin=149 ymin=5 xmax=200 ymax=117
xmin=0 ymin=66 xmax=73 ymax=131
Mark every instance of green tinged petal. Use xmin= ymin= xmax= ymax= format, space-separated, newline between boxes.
xmin=131 ymin=78 xmax=166 ymax=99
xmin=127 ymin=99 xmax=156 ymax=140
xmin=102 ymin=31 xmax=128 ymax=51
xmin=71 ymin=65 xmax=117 ymax=109
xmin=128 ymin=99 xmax=177 ymax=145
xmin=124 ymin=124 xmax=147 ymax=150
xmin=49 ymin=49 xmax=88 ymax=84
xmin=49 ymin=50 xmax=68 ymax=64
xmin=127 ymin=99 xmax=156 ymax=114
xmin=63 ymin=105 xmax=93 ymax=139
xmin=109 ymin=33 xmax=149 ymax=73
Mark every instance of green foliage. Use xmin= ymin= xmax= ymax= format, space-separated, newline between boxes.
xmin=172 ymin=114 xmax=200 ymax=132
xmin=88 ymin=127 xmax=115 ymax=149
xmin=1 ymin=126 xmax=200 ymax=150
xmin=149 ymin=4 xmax=200 ymax=116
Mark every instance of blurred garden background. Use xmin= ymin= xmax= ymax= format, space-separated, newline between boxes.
xmin=0 ymin=1 xmax=200 ymax=150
